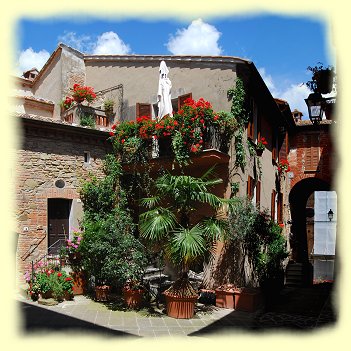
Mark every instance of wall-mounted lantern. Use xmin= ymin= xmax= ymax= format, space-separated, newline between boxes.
xmin=305 ymin=92 xmax=325 ymax=124
xmin=328 ymin=209 xmax=334 ymax=221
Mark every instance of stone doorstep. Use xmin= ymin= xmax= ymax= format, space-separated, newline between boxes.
xmin=38 ymin=298 xmax=59 ymax=306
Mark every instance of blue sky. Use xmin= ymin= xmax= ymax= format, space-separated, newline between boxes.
xmin=15 ymin=14 xmax=334 ymax=118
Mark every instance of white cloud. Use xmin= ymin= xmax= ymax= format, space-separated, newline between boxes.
xmin=259 ymin=67 xmax=311 ymax=119
xmin=93 ymin=32 xmax=131 ymax=55
xmin=16 ymin=47 xmax=50 ymax=76
xmin=166 ymin=19 xmax=222 ymax=56
xmin=58 ymin=31 xmax=94 ymax=53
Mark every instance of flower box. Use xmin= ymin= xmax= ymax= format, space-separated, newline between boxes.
xmin=123 ymin=288 xmax=144 ymax=309
xmin=215 ymin=284 xmax=237 ymax=309
xmin=95 ymin=285 xmax=111 ymax=302
xmin=234 ymin=288 xmax=261 ymax=312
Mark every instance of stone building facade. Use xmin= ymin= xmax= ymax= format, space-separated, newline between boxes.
xmin=14 ymin=43 xmax=296 ymax=288
xmin=15 ymin=115 xmax=111 ymax=276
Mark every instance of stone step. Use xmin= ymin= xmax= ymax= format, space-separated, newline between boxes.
xmin=143 ymin=273 xmax=170 ymax=283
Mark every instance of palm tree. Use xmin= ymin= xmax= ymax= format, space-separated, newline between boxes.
xmin=139 ymin=166 xmax=230 ymax=297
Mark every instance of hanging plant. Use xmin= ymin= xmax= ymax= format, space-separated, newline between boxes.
xmin=306 ymin=63 xmax=336 ymax=94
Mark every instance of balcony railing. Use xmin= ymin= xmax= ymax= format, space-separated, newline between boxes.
xmin=61 ymin=104 xmax=112 ymax=129
xmin=121 ymin=126 xmax=230 ymax=172
xmin=155 ymin=126 xmax=229 ymax=158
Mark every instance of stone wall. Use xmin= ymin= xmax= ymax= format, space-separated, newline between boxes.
xmin=16 ymin=119 xmax=111 ymax=275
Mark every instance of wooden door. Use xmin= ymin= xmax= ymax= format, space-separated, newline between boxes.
xmin=48 ymin=199 xmax=71 ymax=254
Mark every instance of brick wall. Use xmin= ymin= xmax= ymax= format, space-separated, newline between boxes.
xmin=16 ymin=119 xmax=111 ymax=274
xmin=288 ymin=125 xmax=333 ymax=189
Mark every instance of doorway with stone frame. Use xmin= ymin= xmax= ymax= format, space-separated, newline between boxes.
xmin=47 ymin=198 xmax=72 ymax=255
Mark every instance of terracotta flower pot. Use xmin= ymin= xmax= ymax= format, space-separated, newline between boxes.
xmin=256 ymin=148 xmax=264 ymax=156
xmin=234 ymin=288 xmax=261 ymax=312
xmin=40 ymin=290 xmax=53 ymax=299
xmin=164 ymin=293 xmax=198 ymax=319
xmin=71 ymin=271 xmax=86 ymax=295
xmin=123 ymin=288 xmax=144 ymax=309
xmin=215 ymin=288 xmax=235 ymax=309
xmin=64 ymin=291 xmax=74 ymax=301
xmin=95 ymin=285 xmax=111 ymax=302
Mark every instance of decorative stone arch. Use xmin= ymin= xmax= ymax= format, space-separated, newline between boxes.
xmin=289 ymin=177 xmax=331 ymax=285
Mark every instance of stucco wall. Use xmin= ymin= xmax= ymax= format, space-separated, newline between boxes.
xmin=85 ymin=60 xmax=237 ymax=121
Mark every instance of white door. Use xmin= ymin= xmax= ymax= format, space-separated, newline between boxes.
xmin=313 ymin=191 xmax=337 ymax=281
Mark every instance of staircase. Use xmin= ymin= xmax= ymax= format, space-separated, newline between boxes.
xmin=142 ymin=266 xmax=174 ymax=298
xmin=285 ymin=261 xmax=304 ymax=287
xmin=142 ymin=266 xmax=204 ymax=299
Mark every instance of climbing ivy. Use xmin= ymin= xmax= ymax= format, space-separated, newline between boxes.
xmin=227 ymin=78 xmax=248 ymax=170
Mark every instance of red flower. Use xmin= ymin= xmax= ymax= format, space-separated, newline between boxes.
xmin=111 ymin=124 xmax=116 ymax=130
xmin=57 ymin=272 xmax=62 ymax=277
xmin=109 ymin=132 xmax=114 ymax=136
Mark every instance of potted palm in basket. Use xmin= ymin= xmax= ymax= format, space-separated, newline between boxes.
xmin=139 ymin=166 xmax=230 ymax=319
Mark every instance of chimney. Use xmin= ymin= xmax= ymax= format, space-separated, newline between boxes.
xmin=22 ymin=68 xmax=39 ymax=81
xmin=292 ymin=109 xmax=303 ymax=123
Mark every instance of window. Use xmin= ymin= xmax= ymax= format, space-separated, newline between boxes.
xmin=271 ymin=189 xmax=277 ymax=220
xmin=279 ymin=131 xmax=289 ymax=162
xmin=84 ymin=151 xmax=90 ymax=164
xmin=256 ymin=181 xmax=261 ymax=208
xmin=277 ymin=192 xmax=283 ymax=224
xmin=304 ymin=134 xmax=320 ymax=172
xmin=177 ymin=93 xmax=192 ymax=111
xmin=272 ymin=130 xmax=278 ymax=163
xmin=247 ymin=97 xmax=256 ymax=140
xmin=247 ymin=176 xmax=255 ymax=200
xmin=136 ymin=103 xmax=152 ymax=118
xmin=150 ymin=93 xmax=192 ymax=117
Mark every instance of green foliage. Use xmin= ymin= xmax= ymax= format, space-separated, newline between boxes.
xmin=172 ymin=131 xmax=191 ymax=166
xmin=79 ymin=208 xmax=150 ymax=286
xmin=227 ymin=77 xmax=247 ymax=124
xmin=234 ymin=127 xmax=246 ymax=169
xmin=230 ymin=182 xmax=240 ymax=196
xmin=79 ymin=154 xmax=121 ymax=219
xmin=139 ymin=167 xmax=229 ymax=273
xmin=79 ymin=152 xmax=150 ymax=286
xmin=103 ymin=98 xmax=114 ymax=114
xmin=227 ymin=78 xmax=248 ymax=170
xmin=228 ymin=197 xmax=288 ymax=284
xmin=80 ymin=114 xmax=96 ymax=128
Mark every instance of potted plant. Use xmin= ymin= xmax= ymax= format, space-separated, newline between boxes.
xmin=79 ymin=211 xmax=149 ymax=303
xmin=103 ymin=98 xmax=115 ymax=116
xmin=226 ymin=198 xmax=288 ymax=311
xmin=122 ymin=280 xmax=145 ymax=309
xmin=139 ymin=166 xmax=231 ymax=319
xmin=71 ymin=83 xmax=97 ymax=104
xmin=256 ymin=136 xmax=268 ymax=156
xmin=79 ymin=155 xmax=150 ymax=304
xmin=277 ymin=159 xmax=290 ymax=176
xmin=306 ymin=63 xmax=336 ymax=94
xmin=215 ymin=283 xmax=237 ymax=309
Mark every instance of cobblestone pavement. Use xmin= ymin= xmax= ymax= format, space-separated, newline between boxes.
xmin=17 ymin=284 xmax=337 ymax=338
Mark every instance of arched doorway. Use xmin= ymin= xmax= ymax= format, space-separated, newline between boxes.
xmin=289 ymin=177 xmax=336 ymax=286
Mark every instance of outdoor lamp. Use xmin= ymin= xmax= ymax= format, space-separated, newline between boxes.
xmin=305 ymin=92 xmax=325 ymax=124
xmin=328 ymin=209 xmax=334 ymax=221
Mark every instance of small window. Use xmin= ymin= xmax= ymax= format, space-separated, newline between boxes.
xmin=277 ymin=192 xmax=283 ymax=224
xmin=84 ymin=151 xmax=91 ymax=164
xmin=256 ymin=181 xmax=261 ymax=208
xmin=247 ymin=176 xmax=254 ymax=200
xmin=271 ymin=190 xmax=277 ymax=220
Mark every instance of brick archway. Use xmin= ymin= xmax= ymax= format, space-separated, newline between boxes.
xmin=289 ymin=177 xmax=330 ymax=285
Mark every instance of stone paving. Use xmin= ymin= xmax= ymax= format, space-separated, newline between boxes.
xmin=17 ymin=285 xmax=337 ymax=338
